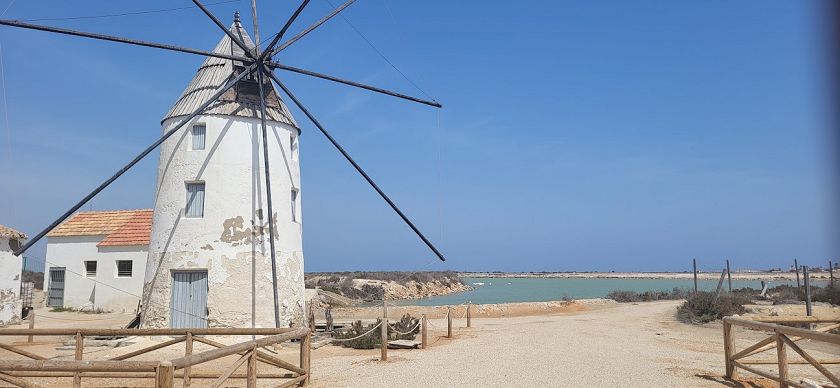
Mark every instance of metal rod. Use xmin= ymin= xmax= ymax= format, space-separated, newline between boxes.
xmin=259 ymin=0 xmax=310 ymax=61
xmin=0 ymin=19 xmax=249 ymax=63
xmin=270 ymin=0 xmax=357 ymax=55
xmin=256 ymin=65 xmax=281 ymax=328
xmin=267 ymin=71 xmax=446 ymax=262
xmin=270 ymin=62 xmax=441 ymax=107
xmin=14 ymin=63 xmax=259 ymax=256
xmin=191 ymin=0 xmax=255 ymax=58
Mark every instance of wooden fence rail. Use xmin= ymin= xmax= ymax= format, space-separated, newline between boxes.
xmin=723 ymin=316 xmax=840 ymax=388
xmin=0 ymin=327 xmax=311 ymax=388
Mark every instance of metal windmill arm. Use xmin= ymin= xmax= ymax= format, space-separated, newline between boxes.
xmin=13 ymin=62 xmax=260 ymax=256
xmin=0 ymin=19 xmax=251 ymax=63
xmin=191 ymin=0 xmax=254 ymax=58
xmin=269 ymin=0 xmax=357 ymax=56
xmin=266 ymin=70 xmax=447 ymax=262
xmin=269 ymin=62 xmax=441 ymax=108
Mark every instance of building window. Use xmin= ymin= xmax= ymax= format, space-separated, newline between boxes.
xmin=192 ymin=124 xmax=206 ymax=150
xmin=116 ymin=260 xmax=133 ymax=278
xmin=185 ymin=182 xmax=206 ymax=218
xmin=84 ymin=261 xmax=97 ymax=278
xmin=291 ymin=188 xmax=299 ymax=222
xmin=290 ymin=134 xmax=298 ymax=160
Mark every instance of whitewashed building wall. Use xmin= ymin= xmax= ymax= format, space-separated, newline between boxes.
xmin=0 ymin=236 xmax=22 ymax=326
xmin=45 ymin=236 xmax=147 ymax=313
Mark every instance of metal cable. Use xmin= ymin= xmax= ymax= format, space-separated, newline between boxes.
xmin=22 ymin=0 xmax=241 ymax=22
xmin=330 ymin=321 xmax=382 ymax=342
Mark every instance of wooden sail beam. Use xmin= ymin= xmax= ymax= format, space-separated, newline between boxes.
xmin=270 ymin=62 xmax=441 ymax=107
xmin=257 ymin=0 xmax=311 ymax=62
xmin=0 ymin=19 xmax=247 ymax=63
xmin=266 ymin=70 xmax=447 ymax=262
xmin=191 ymin=0 xmax=255 ymax=58
xmin=13 ymin=63 xmax=260 ymax=256
xmin=270 ymin=0 xmax=357 ymax=55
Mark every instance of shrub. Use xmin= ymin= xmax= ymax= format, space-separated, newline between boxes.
xmin=332 ymin=314 xmax=420 ymax=349
xmin=812 ymin=286 xmax=840 ymax=305
xmin=677 ymin=292 xmax=750 ymax=324
xmin=607 ymin=288 xmax=691 ymax=303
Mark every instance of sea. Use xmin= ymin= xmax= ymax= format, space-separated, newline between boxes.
xmin=397 ymin=277 xmax=828 ymax=306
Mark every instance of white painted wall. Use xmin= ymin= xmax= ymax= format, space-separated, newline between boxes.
xmin=0 ymin=236 xmax=22 ymax=326
xmin=142 ymin=114 xmax=305 ymax=328
xmin=45 ymin=236 xmax=147 ymax=313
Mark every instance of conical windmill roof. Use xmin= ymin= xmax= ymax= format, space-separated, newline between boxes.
xmin=162 ymin=15 xmax=298 ymax=128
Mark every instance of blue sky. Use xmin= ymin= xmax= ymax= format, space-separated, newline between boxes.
xmin=0 ymin=1 xmax=834 ymax=272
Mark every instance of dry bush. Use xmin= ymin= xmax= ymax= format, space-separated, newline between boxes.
xmin=677 ymin=292 xmax=750 ymax=324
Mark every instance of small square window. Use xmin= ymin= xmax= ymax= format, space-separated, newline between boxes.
xmin=185 ymin=182 xmax=206 ymax=218
xmin=84 ymin=261 xmax=97 ymax=278
xmin=192 ymin=124 xmax=206 ymax=150
xmin=116 ymin=260 xmax=133 ymax=278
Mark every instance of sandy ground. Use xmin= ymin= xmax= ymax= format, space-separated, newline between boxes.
xmin=1 ymin=302 xmax=838 ymax=387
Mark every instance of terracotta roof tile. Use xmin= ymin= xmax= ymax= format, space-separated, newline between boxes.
xmin=47 ymin=209 xmax=153 ymax=247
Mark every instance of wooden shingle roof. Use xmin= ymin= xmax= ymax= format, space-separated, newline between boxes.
xmin=162 ymin=17 xmax=297 ymax=127
xmin=47 ymin=209 xmax=153 ymax=247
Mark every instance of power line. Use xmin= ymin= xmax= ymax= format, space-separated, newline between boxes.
xmin=22 ymin=0 xmax=242 ymax=22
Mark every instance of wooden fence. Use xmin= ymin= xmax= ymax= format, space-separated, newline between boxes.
xmin=0 ymin=327 xmax=311 ymax=388
xmin=723 ymin=316 xmax=840 ymax=388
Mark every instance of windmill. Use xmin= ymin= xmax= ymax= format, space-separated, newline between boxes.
xmin=3 ymin=0 xmax=446 ymax=329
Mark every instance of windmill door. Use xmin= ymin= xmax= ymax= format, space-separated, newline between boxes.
xmin=47 ymin=268 xmax=65 ymax=307
xmin=170 ymin=271 xmax=208 ymax=328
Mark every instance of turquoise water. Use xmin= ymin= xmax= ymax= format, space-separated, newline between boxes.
xmin=399 ymin=277 xmax=826 ymax=306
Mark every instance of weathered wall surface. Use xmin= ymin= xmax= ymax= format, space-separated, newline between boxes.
xmin=45 ymin=236 xmax=147 ymax=313
xmin=142 ymin=114 xmax=304 ymax=328
xmin=0 ymin=237 xmax=22 ymax=326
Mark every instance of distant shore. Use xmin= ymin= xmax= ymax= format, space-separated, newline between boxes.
xmin=457 ymin=271 xmax=833 ymax=280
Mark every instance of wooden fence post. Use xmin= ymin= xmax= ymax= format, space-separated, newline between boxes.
xmin=300 ymin=330 xmax=311 ymax=386
xmin=693 ymin=258 xmax=698 ymax=294
xmin=156 ymin=361 xmax=174 ymax=388
xmin=247 ymin=346 xmax=257 ymax=388
xmin=723 ymin=320 xmax=736 ymax=379
xmin=183 ymin=331 xmax=193 ymax=387
xmin=726 ymin=259 xmax=732 ymax=292
xmin=73 ymin=332 xmax=83 ymax=388
xmin=776 ymin=334 xmax=788 ymax=388
xmin=447 ymin=307 xmax=452 ymax=338
xmin=27 ymin=313 xmax=34 ymax=343
xmin=794 ymin=259 xmax=800 ymax=288
xmin=380 ymin=319 xmax=388 ymax=362
xmin=830 ymin=260 xmax=835 ymax=288
xmin=803 ymin=266 xmax=812 ymax=317
xmin=466 ymin=303 xmax=471 ymax=328
xmin=421 ymin=314 xmax=427 ymax=349
xmin=714 ymin=269 xmax=727 ymax=298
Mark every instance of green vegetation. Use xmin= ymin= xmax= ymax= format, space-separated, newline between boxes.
xmin=606 ymin=288 xmax=691 ymax=303
xmin=676 ymin=292 xmax=750 ymax=324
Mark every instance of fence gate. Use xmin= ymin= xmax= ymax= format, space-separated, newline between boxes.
xmin=47 ymin=268 xmax=65 ymax=307
xmin=170 ymin=271 xmax=208 ymax=328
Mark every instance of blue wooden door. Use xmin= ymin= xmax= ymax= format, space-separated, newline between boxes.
xmin=170 ymin=271 xmax=208 ymax=328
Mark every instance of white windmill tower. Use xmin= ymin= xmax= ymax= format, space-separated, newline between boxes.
xmin=141 ymin=13 xmax=304 ymax=329
xmin=5 ymin=1 xmax=447 ymax=331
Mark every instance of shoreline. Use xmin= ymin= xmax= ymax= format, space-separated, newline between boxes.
xmin=458 ymin=271 xmax=832 ymax=280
